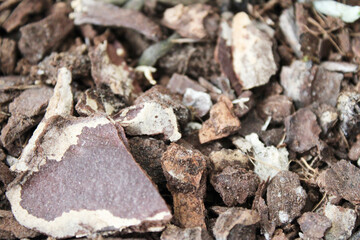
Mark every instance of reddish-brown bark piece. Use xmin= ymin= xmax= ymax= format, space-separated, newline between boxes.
xmin=257 ymin=95 xmax=293 ymax=124
xmin=161 ymin=143 xmax=207 ymax=228
xmin=284 ymin=108 xmax=321 ymax=153
xmin=0 ymin=210 xmax=39 ymax=239
xmin=71 ymin=0 xmax=161 ymax=40
xmin=0 ymin=38 xmax=16 ymax=74
xmin=213 ymin=207 xmax=260 ymax=240
xmin=311 ymin=67 xmax=343 ymax=107
xmin=6 ymin=116 xmax=171 ymax=238
xmin=30 ymin=44 xmax=91 ymax=85
xmin=297 ymin=212 xmax=331 ymax=240
xmin=266 ymin=171 xmax=307 ymax=226
xmin=129 ymin=137 xmax=167 ymax=186
xmin=199 ymin=96 xmax=240 ymax=144
xmin=18 ymin=12 xmax=74 ymax=63
xmin=2 ymin=0 xmax=50 ymax=32
xmin=211 ymin=166 xmax=259 ymax=206
xmin=317 ymin=160 xmax=360 ymax=205
xmin=89 ymin=41 xmax=135 ymax=102
xmin=0 ymin=87 xmax=53 ymax=148
xmin=280 ymin=60 xmax=314 ymax=108
xmin=167 ymin=73 xmax=206 ymax=95
xmin=162 ymin=4 xmax=213 ymax=39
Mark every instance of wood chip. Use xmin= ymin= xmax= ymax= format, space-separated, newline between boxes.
xmin=161 ymin=143 xmax=207 ymax=228
xmin=317 ymin=160 xmax=360 ymax=205
xmin=232 ymin=12 xmax=277 ymax=90
xmin=162 ymin=4 xmax=213 ymax=39
xmin=199 ymin=96 xmax=240 ymax=144
xmin=284 ymin=108 xmax=321 ymax=153
xmin=266 ymin=171 xmax=307 ymax=226
xmin=18 ymin=11 xmax=74 ymax=63
xmin=71 ymin=0 xmax=162 ymax=40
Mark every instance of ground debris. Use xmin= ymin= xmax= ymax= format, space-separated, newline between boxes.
xmin=209 ymin=148 xmax=249 ymax=172
xmin=30 ymin=44 xmax=91 ymax=85
xmin=199 ymin=95 xmax=240 ymax=144
xmin=6 ymin=68 xmax=171 ymax=238
xmin=212 ymin=207 xmax=260 ymax=240
xmin=129 ymin=137 xmax=167 ymax=186
xmin=266 ymin=171 xmax=307 ymax=227
xmin=311 ymin=67 xmax=343 ymax=107
xmin=89 ymin=41 xmax=135 ymax=102
xmin=0 ymin=38 xmax=17 ymax=74
xmin=317 ymin=160 xmax=360 ymax=205
xmin=71 ymin=0 xmax=162 ymax=40
xmin=284 ymin=108 xmax=321 ymax=153
xmin=211 ymin=166 xmax=259 ymax=206
xmin=349 ymin=135 xmax=360 ymax=161
xmin=162 ymin=4 xmax=214 ymax=39
xmin=0 ymin=87 xmax=53 ymax=149
xmin=232 ymin=12 xmax=277 ymax=90
xmin=134 ymin=85 xmax=190 ymax=126
xmin=323 ymin=203 xmax=356 ymax=240
xmin=161 ymin=143 xmax=207 ymax=228
xmin=297 ymin=212 xmax=331 ymax=240
xmin=2 ymin=0 xmax=50 ymax=32
xmin=337 ymin=91 xmax=360 ymax=138
xmin=160 ymin=224 xmax=203 ymax=240
xmin=18 ymin=10 xmax=74 ymax=63
xmin=244 ymin=133 xmax=289 ymax=181
xmin=167 ymin=73 xmax=206 ymax=95
xmin=0 ymin=210 xmax=39 ymax=239
xmin=257 ymin=95 xmax=293 ymax=124
xmin=280 ymin=60 xmax=314 ymax=108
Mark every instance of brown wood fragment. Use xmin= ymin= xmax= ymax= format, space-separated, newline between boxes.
xmin=2 ymin=0 xmax=50 ymax=32
xmin=71 ymin=0 xmax=162 ymax=40
xmin=162 ymin=4 xmax=213 ymax=39
xmin=267 ymin=171 xmax=307 ymax=227
xmin=213 ymin=207 xmax=260 ymax=240
xmin=18 ymin=12 xmax=74 ymax=63
xmin=297 ymin=212 xmax=331 ymax=240
xmin=0 ymin=210 xmax=39 ymax=239
xmin=0 ymin=87 xmax=53 ymax=148
xmin=284 ymin=108 xmax=321 ymax=153
xmin=199 ymin=96 xmax=240 ymax=144
xmin=317 ymin=160 xmax=360 ymax=205
xmin=161 ymin=143 xmax=207 ymax=229
xmin=0 ymin=38 xmax=16 ymax=74
xmin=211 ymin=166 xmax=259 ymax=206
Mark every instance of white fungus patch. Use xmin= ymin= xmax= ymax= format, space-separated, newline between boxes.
xmin=278 ymin=211 xmax=289 ymax=224
xmin=245 ymin=133 xmax=289 ymax=181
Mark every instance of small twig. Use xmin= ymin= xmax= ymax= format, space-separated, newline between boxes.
xmin=312 ymin=193 xmax=327 ymax=212
xmin=307 ymin=17 xmax=345 ymax=55
xmin=0 ymin=85 xmax=40 ymax=91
